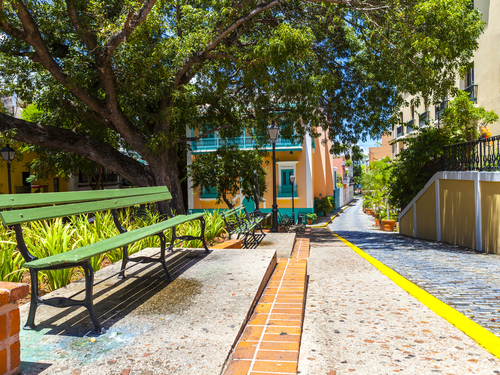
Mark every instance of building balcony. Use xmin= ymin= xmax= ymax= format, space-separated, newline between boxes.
xmin=419 ymin=111 xmax=429 ymax=127
xmin=191 ymin=136 xmax=302 ymax=154
xmin=434 ymin=99 xmax=448 ymax=124
xmin=463 ymin=84 xmax=478 ymax=103
xmin=277 ymin=185 xmax=298 ymax=197
xmin=406 ymin=119 xmax=416 ymax=134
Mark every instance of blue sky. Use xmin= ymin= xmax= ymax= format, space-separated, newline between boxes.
xmin=358 ymin=137 xmax=379 ymax=156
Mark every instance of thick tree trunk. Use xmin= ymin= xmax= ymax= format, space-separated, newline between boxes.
xmin=147 ymin=145 xmax=186 ymax=214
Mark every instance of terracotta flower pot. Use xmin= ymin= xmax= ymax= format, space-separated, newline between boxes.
xmin=374 ymin=218 xmax=381 ymax=226
xmin=307 ymin=219 xmax=313 ymax=225
xmin=381 ymin=219 xmax=397 ymax=232
xmin=371 ymin=212 xmax=377 ymax=218
xmin=365 ymin=209 xmax=372 ymax=215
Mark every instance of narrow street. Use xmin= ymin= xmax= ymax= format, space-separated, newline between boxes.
xmin=297 ymin=199 xmax=500 ymax=374
xmin=331 ymin=199 xmax=500 ymax=336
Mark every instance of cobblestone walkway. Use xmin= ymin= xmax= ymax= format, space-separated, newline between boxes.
xmin=329 ymin=198 xmax=500 ymax=337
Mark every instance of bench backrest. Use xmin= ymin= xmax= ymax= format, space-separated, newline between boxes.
xmin=0 ymin=186 xmax=171 ymax=226
xmin=221 ymin=205 xmax=246 ymax=222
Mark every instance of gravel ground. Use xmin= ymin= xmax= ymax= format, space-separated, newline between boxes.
xmin=297 ymin=201 xmax=500 ymax=374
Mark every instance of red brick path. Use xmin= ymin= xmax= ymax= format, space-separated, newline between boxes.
xmin=224 ymin=235 xmax=310 ymax=375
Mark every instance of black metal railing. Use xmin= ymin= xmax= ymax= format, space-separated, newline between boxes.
xmin=441 ymin=135 xmax=500 ymax=172
xmin=79 ymin=172 xmax=119 ymax=185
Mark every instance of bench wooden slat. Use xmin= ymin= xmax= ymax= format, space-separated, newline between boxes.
xmin=0 ymin=192 xmax=171 ymax=226
xmin=24 ymin=213 xmax=205 ymax=269
xmin=0 ymin=186 xmax=171 ymax=209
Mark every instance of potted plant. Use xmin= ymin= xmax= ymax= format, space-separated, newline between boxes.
xmin=381 ymin=210 xmax=398 ymax=232
xmin=316 ymin=197 xmax=333 ymax=217
xmin=375 ymin=207 xmax=385 ymax=227
xmin=361 ymin=159 xmax=395 ymax=230
xmin=306 ymin=213 xmax=317 ymax=225
xmin=327 ymin=196 xmax=335 ymax=213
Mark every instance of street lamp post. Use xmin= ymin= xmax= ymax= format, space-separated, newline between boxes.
xmin=1 ymin=145 xmax=16 ymax=195
xmin=267 ymin=120 xmax=280 ymax=233
xmin=290 ymin=174 xmax=295 ymax=225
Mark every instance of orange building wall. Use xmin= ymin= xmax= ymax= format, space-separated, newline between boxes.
xmin=262 ymin=151 xmax=306 ymax=209
xmin=312 ymin=129 xmax=336 ymax=198
xmin=369 ymin=133 xmax=392 ymax=163
xmin=191 ymin=149 xmax=305 ymax=210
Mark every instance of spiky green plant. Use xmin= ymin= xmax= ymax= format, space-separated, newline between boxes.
xmin=0 ymin=206 xmax=228 ymax=291
xmin=23 ymin=219 xmax=78 ymax=291
xmin=0 ymin=239 xmax=26 ymax=283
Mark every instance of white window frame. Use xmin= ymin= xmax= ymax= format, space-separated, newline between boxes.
xmin=277 ymin=161 xmax=299 ymax=186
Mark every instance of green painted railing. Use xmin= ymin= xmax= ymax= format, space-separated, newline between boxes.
xmin=277 ymin=185 xmax=298 ymax=197
xmin=200 ymin=187 xmax=217 ymax=198
xmin=192 ymin=136 xmax=302 ymax=152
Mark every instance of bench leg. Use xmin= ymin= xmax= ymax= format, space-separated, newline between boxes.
xmin=117 ymin=245 xmax=129 ymax=279
xmin=24 ymin=269 xmax=39 ymax=330
xmin=242 ymin=233 xmax=249 ymax=249
xmin=82 ymin=263 xmax=104 ymax=334
xmin=169 ymin=227 xmax=176 ymax=252
xmin=199 ymin=217 xmax=210 ymax=254
xmin=159 ymin=233 xmax=173 ymax=281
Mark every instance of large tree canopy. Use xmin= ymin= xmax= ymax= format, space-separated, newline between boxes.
xmin=0 ymin=0 xmax=483 ymax=212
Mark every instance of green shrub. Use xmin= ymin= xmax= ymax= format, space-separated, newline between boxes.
xmin=316 ymin=197 xmax=333 ymax=215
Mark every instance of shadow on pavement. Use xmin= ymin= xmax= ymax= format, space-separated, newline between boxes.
xmin=24 ymin=249 xmax=209 ymax=337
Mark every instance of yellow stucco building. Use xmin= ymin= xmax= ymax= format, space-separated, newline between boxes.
xmin=186 ymin=126 xmax=353 ymax=219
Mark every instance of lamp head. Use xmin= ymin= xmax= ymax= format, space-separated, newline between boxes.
xmin=289 ymin=174 xmax=295 ymax=184
xmin=267 ymin=120 xmax=280 ymax=141
xmin=1 ymin=145 xmax=15 ymax=162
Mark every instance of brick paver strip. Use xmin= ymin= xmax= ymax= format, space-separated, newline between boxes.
xmin=224 ymin=248 xmax=309 ymax=375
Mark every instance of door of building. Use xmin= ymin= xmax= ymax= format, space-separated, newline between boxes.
xmin=281 ymin=169 xmax=294 ymax=195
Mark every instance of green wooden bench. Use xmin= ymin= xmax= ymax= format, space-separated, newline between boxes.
xmin=0 ymin=186 xmax=208 ymax=334
xmin=221 ymin=204 xmax=267 ymax=248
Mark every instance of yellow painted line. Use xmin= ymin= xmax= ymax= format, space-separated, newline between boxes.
xmin=330 ymin=231 xmax=500 ymax=359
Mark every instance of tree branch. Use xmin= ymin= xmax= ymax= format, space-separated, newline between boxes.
xmin=65 ymin=0 xmax=98 ymax=51
xmin=173 ymin=0 xmax=281 ymax=89
xmin=101 ymin=0 xmax=157 ymax=64
xmin=10 ymin=0 xmax=106 ymax=115
xmin=0 ymin=113 xmax=151 ymax=186
xmin=177 ymin=123 xmax=233 ymax=144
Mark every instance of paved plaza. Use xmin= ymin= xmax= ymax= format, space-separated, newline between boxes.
xmin=19 ymin=248 xmax=277 ymax=375
xmin=330 ymin=198 xmax=500 ymax=336
xmin=17 ymin=201 xmax=500 ymax=374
